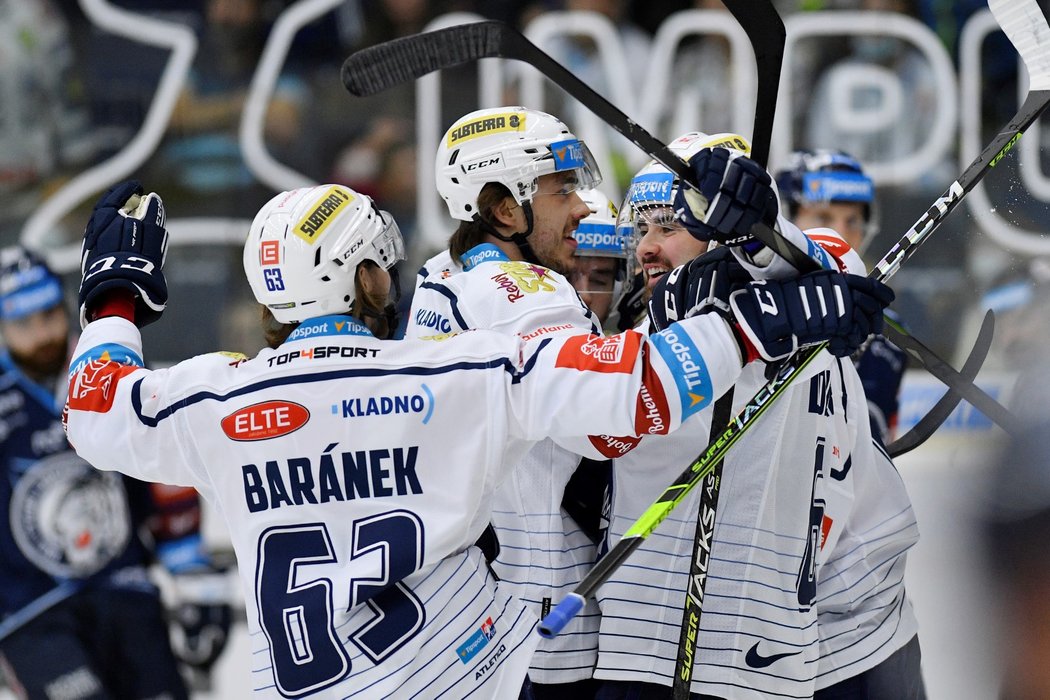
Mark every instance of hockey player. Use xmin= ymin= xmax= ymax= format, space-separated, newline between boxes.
xmin=775 ymin=149 xmax=908 ymax=444
xmin=62 ymin=180 xmax=888 ymax=698
xmin=568 ymin=189 xmax=634 ymax=331
xmin=409 ymin=107 xmax=608 ymax=699
xmin=590 ymin=133 xmax=921 ymax=700
xmin=0 ymin=246 xmax=229 ymax=699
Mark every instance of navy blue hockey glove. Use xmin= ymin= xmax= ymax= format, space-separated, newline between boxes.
xmin=648 ymin=246 xmax=752 ymax=331
xmin=729 ymin=270 xmax=895 ymax=361
xmin=674 ymin=147 xmax=779 ymax=247
xmin=170 ymin=567 xmax=234 ymax=675
xmin=79 ymin=180 xmax=169 ymax=328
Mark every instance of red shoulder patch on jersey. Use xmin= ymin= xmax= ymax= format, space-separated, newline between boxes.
xmin=807 ymin=233 xmax=852 ymax=272
xmin=68 ymin=359 xmax=139 ymax=413
xmin=555 ymin=331 xmax=641 ymax=374
xmin=221 ymin=400 xmax=310 ymax=441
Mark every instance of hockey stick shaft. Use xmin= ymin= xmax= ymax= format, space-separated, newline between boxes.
xmin=672 ymin=2 xmax=783 ymax=694
xmin=887 ymin=310 xmax=995 ymax=457
xmin=541 ymin=56 xmax=1050 ymax=643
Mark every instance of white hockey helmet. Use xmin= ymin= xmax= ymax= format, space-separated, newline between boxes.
xmin=617 ymin=131 xmax=757 ymax=240
xmin=572 ymin=188 xmax=636 ymax=316
xmin=243 ymin=184 xmax=405 ymax=324
xmin=435 ymin=107 xmax=603 ymax=222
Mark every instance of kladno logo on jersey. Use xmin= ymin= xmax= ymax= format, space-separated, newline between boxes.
xmin=456 ymin=616 xmax=497 ymax=664
xmin=10 ymin=451 xmax=131 ymax=578
xmin=293 ymin=185 xmax=353 ymax=244
xmin=332 ymin=384 xmax=435 ymax=424
xmin=221 ymin=400 xmax=310 ymax=441
xmin=490 ymin=261 xmax=557 ymax=303
xmin=414 ymin=308 xmax=454 ymax=334
xmin=555 ymin=330 xmax=641 ymax=374
xmin=447 ymin=112 xmax=525 ymax=146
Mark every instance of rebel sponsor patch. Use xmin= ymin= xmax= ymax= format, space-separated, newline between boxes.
xmin=221 ymin=400 xmax=310 ymax=441
xmin=555 ymin=331 xmax=642 ymax=374
xmin=490 ymin=261 xmax=557 ymax=302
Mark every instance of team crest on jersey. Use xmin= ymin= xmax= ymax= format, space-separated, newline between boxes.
xmin=555 ymin=331 xmax=641 ymax=374
xmin=10 ymin=451 xmax=131 ymax=577
xmin=490 ymin=262 xmax=557 ymax=302
xmin=68 ymin=355 xmax=140 ymax=414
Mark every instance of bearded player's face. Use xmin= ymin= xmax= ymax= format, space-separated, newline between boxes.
xmin=1 ymin=305 xmax=70 ymax=380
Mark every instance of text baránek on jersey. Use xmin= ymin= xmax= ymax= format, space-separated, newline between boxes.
xmin=242 ymin=444 xmax=423 ymax=512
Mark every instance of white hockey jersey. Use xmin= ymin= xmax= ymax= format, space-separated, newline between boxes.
xmin=64 ymin=310 xmax=742 ymax=699
xmin=409 ymin=245 xmax=616 ymax=683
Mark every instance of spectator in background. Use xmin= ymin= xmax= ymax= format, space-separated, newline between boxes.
xmin=803 ymin=0 xmax=952 ymax=187
xmin=0 ymin=0 xmax=97 ymax=242
xmin=148 ymin=0 xmax=307 ymax=217
xmin=0 ymin=246 xmax=231 ymax=697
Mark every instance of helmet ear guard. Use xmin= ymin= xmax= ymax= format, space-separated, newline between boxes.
xmin=243 ymin=185 xmax=405 ymax=325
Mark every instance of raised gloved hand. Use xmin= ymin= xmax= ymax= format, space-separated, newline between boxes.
xmin=170 ymin=566 xmax=234 ymax=675
xmin=79 ymin=180 xmax=169 ymax=328
xmin=673 ymin=147 xmax=779 ymax=246
xmin=648 ymin=246 xmax=752 ymax=331
xmin=729 ymin=270 xmax=895 ymax=361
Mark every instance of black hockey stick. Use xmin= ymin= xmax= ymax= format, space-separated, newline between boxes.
xmin=886 ymin=310 xmax=995 ymax=457
xmin=538 ymin=0 xmax=1050 ymax=636
xmin=672 ymin=2 xmax=783 ymax=695
xmin=883 ymin=314 xmax=1020 ymax=437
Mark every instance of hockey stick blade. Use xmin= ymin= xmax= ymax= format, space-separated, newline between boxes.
xmin=342 ymin=22 xmax=504 ymax=96
xmin=887 ymin=311 xmax=995 ymax=457
xmin=540 ymin=0 xmax=1050 ymax=639
xmin=883 ymin=315 xmax=1021 ymax=436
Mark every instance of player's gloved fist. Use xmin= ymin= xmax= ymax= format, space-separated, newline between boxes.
xmin=729 ymin=270 xmax=895 ymax=362
xmin=673 ymin=147 xmax=779 ymax=247
xmin=79 ymin=180 xmax=169 ymax=329
xmin=170 ymin=568 xmax=234 ymax=674
xmin=648 ymin=246 xmax=752 ymax=331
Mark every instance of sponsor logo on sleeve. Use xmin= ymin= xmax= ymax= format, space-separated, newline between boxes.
xmin=650 ymin=328 xmax=713 ymax=421
xmin=820 ymin=514 xmax=833 ymax=550
xmin=555 ymin=331 xmax=641 ymax=374
xmin=519 ymin=324 xmax=577 ymax=342
xmin=292 ymin=185 xmax=353 ymax=244
xmin=456 ymin=616 xmax=496 ymax=664
xmin=447 ymin=112 xmax=525 ymax=146
xmin=221 ymin=401 xmax=310 ymax=441
xmin=588 ymin=434 xmax=641 ymax=457
xmin=635 ymin=356 xmax=671 ymax=435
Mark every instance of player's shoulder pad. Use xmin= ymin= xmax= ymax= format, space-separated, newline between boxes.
xmin=805 ymin=227 xmax=867 ymax=275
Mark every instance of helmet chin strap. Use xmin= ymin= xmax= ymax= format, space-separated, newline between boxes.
xmin=478 ymin=202 xmax=543 ymax=266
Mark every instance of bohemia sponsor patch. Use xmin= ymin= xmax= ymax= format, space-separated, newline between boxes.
xmin=555 ymin=331 xmax=642 ymax=373
xmin=68 ymin=354 xmax=141 ymax=414
xmin=221 ymin=400 xmax=310 ymax=441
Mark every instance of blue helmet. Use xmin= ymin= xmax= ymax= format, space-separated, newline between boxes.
xmin=0 ymin=246 xmax=64 ymax=321
xmin=775 ymin=150 xmax=876 ymax=235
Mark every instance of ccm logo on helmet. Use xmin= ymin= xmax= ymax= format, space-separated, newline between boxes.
xmin=294 ymin=186 xmax=353 ymax=244
xmin=221 ymin=401 xmax=310 ymax=441
xmin=447 ymin=112 xmax=525 ymax=146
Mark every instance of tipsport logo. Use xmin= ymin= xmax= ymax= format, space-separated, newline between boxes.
xmin=331 ymin=384 xmax=435 ymax=424
xmin=802 ymin=171 xmax=873 ymax=203
xmin=456 ymin=616 xmax=497 ymax=664
xmin=628 ymin=172 xmax=675 ymax=205
xmin=551 ymin=138 xmax=586 ymax=171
